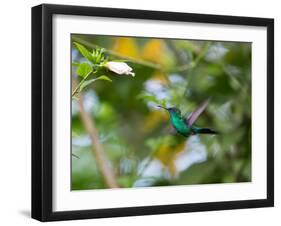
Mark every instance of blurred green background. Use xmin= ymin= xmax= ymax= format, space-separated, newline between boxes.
xmin=71 ymin=34 xmax=251 ymax=190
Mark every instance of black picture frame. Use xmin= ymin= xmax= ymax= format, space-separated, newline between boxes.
xmin=32 ymin=3 xmax=274 ymax=222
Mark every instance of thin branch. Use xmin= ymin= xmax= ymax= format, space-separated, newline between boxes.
xmin=193 ymin=41 xmax=212 ymax=67
xmin=72 ymin=153 xmax=80 ymax=159
xmin=165 ymin=40 xmax=212 ymax=73
xmin=72 ymin=71 xmax=93 ymax=97
xmin=138 ymin=155 xmax=154 ymax=177
xmin=73 ymin=79 xmax=119 ymax=188
xmin=166 ymin=41 xmax=212 ymax=99
xmin=72 ymin=36 xmax=162 ymax=70
xmin=165 ymin=40 xmax=187 ymax=66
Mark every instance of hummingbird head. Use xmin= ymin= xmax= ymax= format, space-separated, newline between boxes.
xmin=157 ymin=106 xmax=181 ymax=116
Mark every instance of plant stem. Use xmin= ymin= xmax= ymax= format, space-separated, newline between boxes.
xmin=138 ymin=149 xmax=157 ymax=177
xmin=74 ymin=79 xmax=119 ymax=188
xmin=72 ymin=71 xmax=93 ymax=97
xmin=165 ymin=40 xmax=187 ymax=67
xmin=166 ymin=41 xmax=212 ymax=100
xmin=193 ymin=41 xmax=212 ymax=67
xmin=165 ymin=40 xmax=212 ymax=73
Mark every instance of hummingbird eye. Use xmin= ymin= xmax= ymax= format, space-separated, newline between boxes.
xmin=168 ymin=107 xmax=180 ymax=115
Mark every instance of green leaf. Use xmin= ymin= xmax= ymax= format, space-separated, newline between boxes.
xmin=79 ymin=75 xmax=112 ymax=92
xmin=76 ymin=63 xmax=92 ymax=78
xmin=95 ymin=75 xmax=112 ymax=82
xmin=73 ymin=42 xmax=94 ymax=63
xmin=92 ymin=48 xmax=106 ymax=64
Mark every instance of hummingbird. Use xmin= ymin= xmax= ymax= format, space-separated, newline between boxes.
xmin=158 ymin=99 xmax=218 ymax=138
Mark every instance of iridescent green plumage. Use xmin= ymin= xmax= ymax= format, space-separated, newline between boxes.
xmin=158 ymin=99 xmax=218 ymax=137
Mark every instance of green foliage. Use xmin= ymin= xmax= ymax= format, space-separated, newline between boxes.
xmin=91 ymin=48 xmax=107 ymax=65
xmin=175 ymin=161 xmax=216 ymax=184
xmin=72 ymin=43 xmax=115 ymax=96
xmin=74 ymin=42 xmax=95 ymax=63
xmin=74 ymin=42 xmax=107 ymax=65
xmin=79 ymin=75 xmax=112 ymax=92
xmin=137 ymin=91 xmax=167 ymax=107
xmin=71 ymin=35 xmax=252 ymax=190
xmin=76 ymin=62 xmax=92 ymax=78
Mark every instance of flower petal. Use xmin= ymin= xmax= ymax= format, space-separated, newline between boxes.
xmin=105 ymin=61 xmax=135 ymax=77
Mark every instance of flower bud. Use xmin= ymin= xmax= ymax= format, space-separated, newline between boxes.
xmin=105 ymin=62 xmax=135 ymax=77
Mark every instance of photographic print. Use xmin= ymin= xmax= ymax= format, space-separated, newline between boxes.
xmin=71 ymin=35 xmax=252 ymax=190
xmin=32 ymin=4 xmax=273 ymax=221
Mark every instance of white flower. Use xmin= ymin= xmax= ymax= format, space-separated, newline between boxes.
xmin=105 ymin=62 xmax=135 ymax=77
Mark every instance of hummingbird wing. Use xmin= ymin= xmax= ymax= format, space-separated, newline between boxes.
xmin=185 ymin=98 xmax=210 ymax=127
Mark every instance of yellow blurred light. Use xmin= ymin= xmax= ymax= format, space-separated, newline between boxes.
xmin=142 ymin=39 xmax=164 ymax=64
xmin=155 ymin=142 xmax=186 ymax=176
xmin=142 ymin=111 xmax=169 ymax=133
xmin=113 ymin=37 xmax=140 ymax=58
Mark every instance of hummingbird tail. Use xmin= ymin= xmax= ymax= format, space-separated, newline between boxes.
xmin=197 ymin=128 xmax=218 ymax=134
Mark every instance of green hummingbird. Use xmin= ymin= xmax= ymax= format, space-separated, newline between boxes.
xmin=158 ymin=99 xmax=218 ymax=137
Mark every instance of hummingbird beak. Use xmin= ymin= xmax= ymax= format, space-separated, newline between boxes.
xmin=157 ymin=105 xmax=168 ymax=111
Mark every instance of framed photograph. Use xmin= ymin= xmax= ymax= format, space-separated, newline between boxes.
xmin=32 ymin=4 xmax=274 ymax=221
